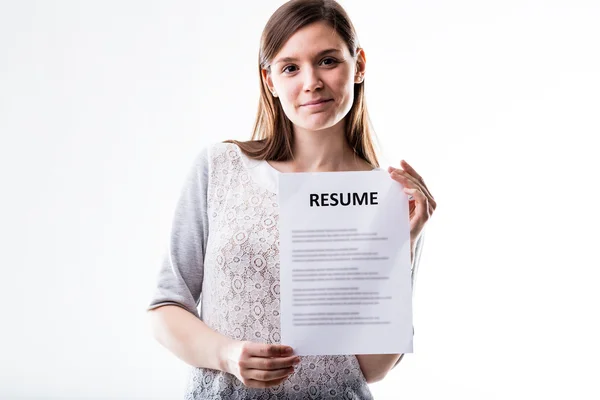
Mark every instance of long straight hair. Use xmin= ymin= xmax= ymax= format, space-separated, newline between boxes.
xmin=225 ymin=0 xmax=379 ymax=167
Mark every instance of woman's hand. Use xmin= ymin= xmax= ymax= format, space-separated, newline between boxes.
xmin=222 ymin=340 xmax=300 ymax=388
xmin=388 ymin=160 xmax=436 ymax=253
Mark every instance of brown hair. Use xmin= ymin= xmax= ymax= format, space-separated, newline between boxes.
xmin=224 ymin=0 xmax=379 ymax=167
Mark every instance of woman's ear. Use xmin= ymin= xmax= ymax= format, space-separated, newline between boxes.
xmin=261 ymin=68 xmax=278 ymax=97
xmin=355 ymin=47 xmax=366 ymax=83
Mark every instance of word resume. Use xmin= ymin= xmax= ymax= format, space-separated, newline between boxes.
xmin=278 ymin=170 xmax=413 ymax=356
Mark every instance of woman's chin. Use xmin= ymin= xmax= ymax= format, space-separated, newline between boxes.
xmin=294 ymin=117 xmax=341 ymax=132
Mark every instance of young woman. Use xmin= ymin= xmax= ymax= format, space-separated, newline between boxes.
xmin=147 ymin=0 xmax=436 ymax=398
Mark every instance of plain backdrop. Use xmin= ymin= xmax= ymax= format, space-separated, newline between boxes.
xmin=1 ymin=0 xmax=599 ymax=399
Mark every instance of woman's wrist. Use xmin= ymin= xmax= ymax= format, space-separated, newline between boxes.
xmin=218 ymin=338 xmax=240 ymax=374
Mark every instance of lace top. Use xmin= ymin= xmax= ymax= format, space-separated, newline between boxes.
xmin=148 ymin=142 xmax=424 ymax=399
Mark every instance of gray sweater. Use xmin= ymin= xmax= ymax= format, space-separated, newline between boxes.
xmin=148 ymin=142 xmax=424 ymax=399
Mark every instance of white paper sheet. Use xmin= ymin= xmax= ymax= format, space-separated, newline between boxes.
xmin=278 ymin=170 xmax=413 ymax=356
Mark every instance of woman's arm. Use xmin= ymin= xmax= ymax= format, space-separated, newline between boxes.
xmin=148 ymin=305 xmax=301 ymax=388
xmin=356 ymin=233 xmax=425 ymax=383
xmin=147 ymin=304 xmax=232 ymax=371
xmin=355 ymin=353 xmax=404 ymax=383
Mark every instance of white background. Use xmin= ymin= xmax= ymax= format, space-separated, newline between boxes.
xmin=1 ymin=0 xmax=598 ymax=399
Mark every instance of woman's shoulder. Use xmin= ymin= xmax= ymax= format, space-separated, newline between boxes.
xmin=201 ymin=139 xmax=265 ymax=159
xmin=204 ymin=140 xmax=239 ymax=156
xmin=193 ymin=140 xmax=266 ymax=176
xmin=192 ymin=140 xmax=276 ymax=193
xmin=190 ymin=141 xmax=244 ymax=166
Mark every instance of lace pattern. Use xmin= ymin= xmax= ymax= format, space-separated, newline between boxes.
xmin=185 ymin=143 xmax=373 ymax=399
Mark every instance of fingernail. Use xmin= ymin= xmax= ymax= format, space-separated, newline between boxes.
xmin=293 ymin=357 xmax=301 ymax=364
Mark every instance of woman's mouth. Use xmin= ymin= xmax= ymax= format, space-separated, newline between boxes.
xmin=302 ymin=99 xmax=333 ymax=108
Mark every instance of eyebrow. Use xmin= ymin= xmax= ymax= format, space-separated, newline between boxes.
xmin=272 ymin=48 xmax=343 ymax=66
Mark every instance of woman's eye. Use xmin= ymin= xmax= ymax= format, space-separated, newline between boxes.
xmin=282 ymin=58 xmax=338 ymax=74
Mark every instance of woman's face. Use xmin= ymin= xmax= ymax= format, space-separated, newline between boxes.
xmin=262 ymin=21 xmax=366 ymax=133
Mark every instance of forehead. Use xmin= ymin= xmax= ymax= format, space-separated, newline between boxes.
xmin=274 ymin=21 xmax=349 ymax=61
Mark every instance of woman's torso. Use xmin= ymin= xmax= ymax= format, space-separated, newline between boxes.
xmin=185 ymin=142 xmax=373 ymax=399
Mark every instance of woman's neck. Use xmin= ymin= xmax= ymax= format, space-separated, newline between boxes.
xmin=268 ymin=123 xmax=373 ymax=173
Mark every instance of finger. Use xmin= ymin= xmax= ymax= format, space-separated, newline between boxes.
xmin=245 ymin=343 xmax=294 ymax=358
xmin=404 ymin=188 xmax=430 ymax=225
xmin=396 ymin=173 xmax=427 ymax=217
xmin=245 ymin=375 xmax=290 ymax=389
xmin=400 ymin=160 xmax=425 ymax=186
xmin=390 ymin=169 xmax=418 ymax=185
xmin=396 ymin=162 xmax=436 ymax=202
xmin=390 ymin=170 xmax=425 ymax=193
xmin=390 ymin=170 xmax=436 ymax=211
xmin=245 ymin=366 xmax=295 ymax=382
xmin=242 ymin=355 xmax=300 ymax=370
xmin=396 ymin=166 xmax=434 ymax=201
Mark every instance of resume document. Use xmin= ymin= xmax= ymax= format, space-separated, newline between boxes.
xmin=278 ymin=170 xmax=413 ymax=356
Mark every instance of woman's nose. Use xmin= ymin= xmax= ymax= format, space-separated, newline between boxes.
xmin=303 ymin=69 xmax=323 ymax=91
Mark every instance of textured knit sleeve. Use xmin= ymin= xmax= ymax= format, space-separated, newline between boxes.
xmin=147 ymin=147 xmax=210 ymax=319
